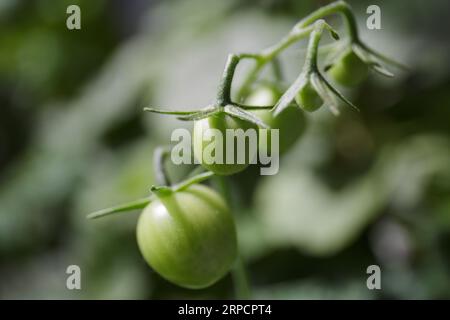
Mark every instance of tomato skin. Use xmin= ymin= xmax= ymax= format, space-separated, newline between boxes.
xmin=295 ymin=82 xmax=323 ymax=112
xmin=246 ymin=85 xmax=306 ymax=154
xmin=329 ymin=49 xmax=368 ymax=87
xmin=136 ymin=184 xmax=237 ymax=289
xmin=193 ymin=112 xmax=257 ymax=175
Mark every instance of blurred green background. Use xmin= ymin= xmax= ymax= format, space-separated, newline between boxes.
xmin=0 ymin=0 xmax=449 ymax=299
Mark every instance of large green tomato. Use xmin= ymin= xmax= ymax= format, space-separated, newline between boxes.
xmin=246 ymin=85 xmax=306 ymax=154
xmin=193 ymin=112 xmax=257 ymax=175
xmin=328 ymin=49 xmax=368 ymax=87
xmin=136 ymin=184 xmax=237 ymax=289
xmin=295 ymin=82 xmax=323 ymax=112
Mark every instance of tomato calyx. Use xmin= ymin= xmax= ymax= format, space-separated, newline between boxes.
xmin=325 ymin=39 xmax=407 ymax=87
xmin=245 ymin=84 xmax=306 ymax=154
xmin=86 ymin=171 xmax=215 ymax=220
xmin=272 ymin=21 xmax=359 ymax=116
xmin=144 ymin=103 xmax=271 ymax=129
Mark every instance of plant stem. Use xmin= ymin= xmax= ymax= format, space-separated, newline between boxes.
xmin=304 ymin=20 xmax=331 ymax=73
xmin=232 ymin=256 xmax=251 ymax=299
xmin=215 ymin=175 xmax=252 ymax=299
xmin=237 ymin=26 xmax=314 ymax=100
xmin=236 ymin=0 xmax=358 ymax=100
xmin=216 ymin=54 xmax=241 ymax=106
xmin=87 ymin=171 xmax=214 ymax=220
xmin=295 ymin=0 xmax=358 ymax=40
xmin=154 ymin=146 xmax=171 ymax=186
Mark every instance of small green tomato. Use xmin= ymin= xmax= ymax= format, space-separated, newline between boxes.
xmin=246 ymin=85 xmax=306 ymax=154
xmin=329 ymin=49 xmax=368 ymax=87
xmin=295 ymin=82 xmax=323 ymax=112
xmin=137 ymin=184 xmax=237 ymax=289
xmin=193 ymin=112 xmax=257 ymax=175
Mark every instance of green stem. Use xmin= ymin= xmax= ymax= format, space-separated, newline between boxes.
xmin=216 ymin=54 xmax=241 ymax=106
xmin=153 ymin=147 xmax=171 ymax=186
xmin=295 ymin=0 xmax=358 ymax=40
xmin=237 ymin=26 xmax=314 ymax=100
xmin=304 ymin=20 xmax=333 ymax=73
xmin=233 ymin=256 xmax=251 ymax=299
xmin=235 ymin=103 xmax=274 ymax=110
xmin=237 ymin=0 xmax=358 ymax=100
xmin=87 ymin=171 xmax=214 ymax=220
xmin=215 ymin=176 xmax=252 ymax=299
xmin=143 ymin=107 xmax=199 ymax=115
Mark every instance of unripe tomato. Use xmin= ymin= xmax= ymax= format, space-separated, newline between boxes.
xmin=193 ymin=112 xmax=257 ymax=175
xmin=246 ymin=85 xmax=306 ymax=154
xmin=136 ymin=184 xmax=237 ymax=289
xmin=295 ymin=82 xmax=323 ymax=112
xmin=328 ymin=49 xmax=368 ymax=87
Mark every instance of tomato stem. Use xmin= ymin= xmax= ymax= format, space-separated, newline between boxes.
xmin=154 ymin=146 xmax=171 ymax=186
xmin=216 ymin=54 xmax=241 ymax=106
xmin=232 ymin=256 xmax=252 ymax=299
xmin=215 ymin=176 xmax=252 ymax=299
xmin=235 ymin=1 xmax=366 ymax=101
xmin=272 ymin=20 xmax=341 ymax=115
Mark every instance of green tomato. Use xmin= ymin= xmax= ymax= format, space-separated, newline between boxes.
xmin=193 ymin=112 xmax=257 ymax=175
xmin=295 ymin=82 xmax=323 ymax=112
xmin=136 ymin=184 xmax=237 ymax=289
xmin=329 ymin=49 xmax=368 ymax=87
xmin=246 ymin=85 xmax=306 ymax=154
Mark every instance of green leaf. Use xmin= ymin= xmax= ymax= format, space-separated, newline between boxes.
xmin=173 ymin=171 xmax=215 ymax=192
xmin=310 ymin=73 xmax=338 ymax=115
xmin=224 ymin=105 xmax=270 ymax=129
xmin=176 ymin=107 xmax=219 ymax=121
xmin=143 ymin=107 xmax=200 ymax=116
xmin=360 ymin=42 xmax=409 ymax=70
xmin=351 ymin=43 xmax=372 ymax=64
xmin=273 ymin=73 xmax=306 ymax=116
xmin=319 ymin=73 xmax=359 ymax=112
xmin=87 ymin=197 xmax=153 ymax=220
xmin=370 ymin=62 xmax=394 ymax=78
xmin=353 ymin=43 xmax=406 ymax=77
xmin=235 ymin=103 xmax=273 ymax=110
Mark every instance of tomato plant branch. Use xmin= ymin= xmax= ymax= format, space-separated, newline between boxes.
xmin=215 ymin=176 xmax=252 ymax=299
xmin=272 ymin=20 xmax=356 ymax=115
xmin=233 ymin=256 xmax=251 ymax=299
xmin=294 ymin=0 xmax=357 ymax=40
xmin=145 ymin=0 xmax=405 ymax=125
xmin=236 ymin=0 xmax=402 ymax=100
xmin=154 ymin=146 xmax=172 ymax=186
xmin=216 ymin=54 xmax=242 ymax=106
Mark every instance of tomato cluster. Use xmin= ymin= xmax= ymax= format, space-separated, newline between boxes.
xmin=89 ymin=0 xmax=402 ymax=292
